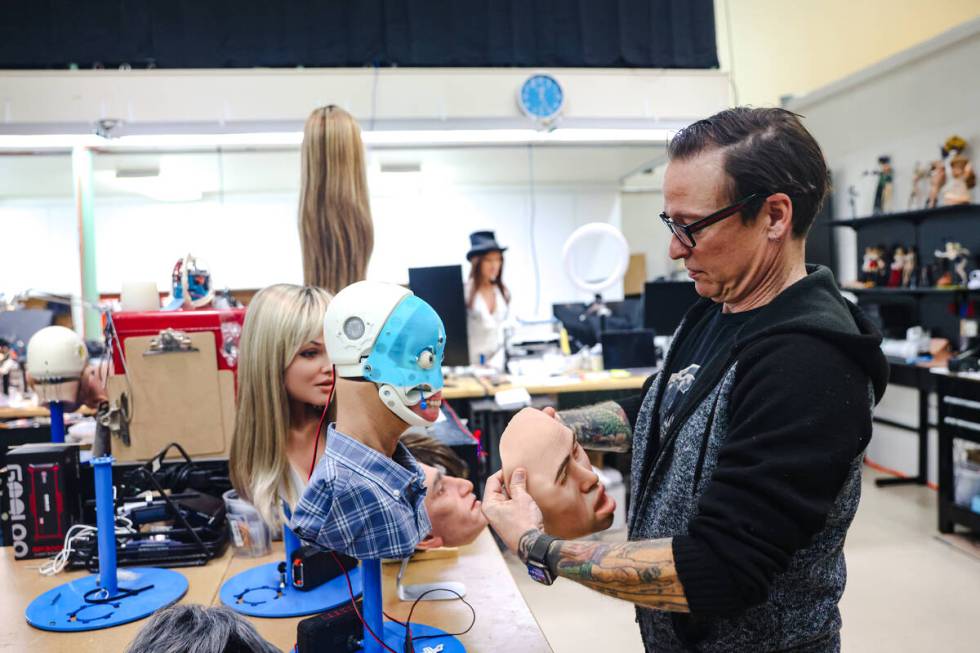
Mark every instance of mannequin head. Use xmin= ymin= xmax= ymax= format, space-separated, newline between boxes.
xmin=417 ymin=463 xmax=487 ymax=548
xmin=500 ymin=408 xmax=615 ymax=539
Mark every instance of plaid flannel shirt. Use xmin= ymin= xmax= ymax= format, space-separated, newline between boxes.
xmin=290 ymin=424 xmax=431 ymax=560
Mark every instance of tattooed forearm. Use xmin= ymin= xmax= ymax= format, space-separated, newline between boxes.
xmin=517 ymin=528 xmax=542 ymax=564
xmin=557 ymin=401 xmax=632 ymax=452
xmin=555 ymin=538 xmax=688 ymax=612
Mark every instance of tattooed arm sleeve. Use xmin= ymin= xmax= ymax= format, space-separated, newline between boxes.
xmin=517 ymin=530 xmax=688 ymax=612
xmin=556 ymin=401 xmax=633 ymax=452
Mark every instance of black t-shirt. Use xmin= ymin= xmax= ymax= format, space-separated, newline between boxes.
xmin=659 ymin=304 xmax=760 ymax=430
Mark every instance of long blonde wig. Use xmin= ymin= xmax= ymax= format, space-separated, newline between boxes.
xmin=229 ymin=284 xmax=333 ymax=528
xmin=298 ymin=105 xmax=374 ymax=292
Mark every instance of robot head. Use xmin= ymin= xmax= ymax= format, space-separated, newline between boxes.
xmin=164 ymin=254 xmax=214 ymax=310
xmin=26 ymin=326 xmax=88 ymax=404
xmin=324 ymin=281 xmax=446 ymax=427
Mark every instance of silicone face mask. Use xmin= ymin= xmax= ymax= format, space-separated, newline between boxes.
xmin=363 ymin=295 xmax=447 ymax=426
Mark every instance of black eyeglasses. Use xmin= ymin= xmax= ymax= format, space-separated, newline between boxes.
xmin=659 ymin=192 xmax=768 ymax=248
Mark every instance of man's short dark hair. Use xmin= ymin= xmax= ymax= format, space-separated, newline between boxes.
xmin=667 ymin=107 xmax=830 ymax=238
xmin=400 ymin=431 xmax=469 ymax=479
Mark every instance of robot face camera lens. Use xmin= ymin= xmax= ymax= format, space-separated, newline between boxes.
xmin=343 ymin=317 xmax=366 ymax=340
xmin=416 ymin=348 xmax=436 ymax=370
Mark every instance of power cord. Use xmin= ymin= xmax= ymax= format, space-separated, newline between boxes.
xmin=38 ymin=516 xmax=136 ymax=576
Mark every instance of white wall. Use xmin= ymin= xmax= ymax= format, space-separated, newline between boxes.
xmin=3 ymin=182 xmax=621 ymax=321
xmin=787 ymin=19 xmax=980 ymax=483
xmin=620 ymin=191 xmax=678 ymax=282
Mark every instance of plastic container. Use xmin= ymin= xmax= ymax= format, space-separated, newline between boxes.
xmin=953 ymin=461 xmax=980 ymax=509
xmin=222 ymin=489 xmax=271 ymax=557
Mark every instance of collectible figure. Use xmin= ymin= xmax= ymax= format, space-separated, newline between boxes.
xmin=942 ymin=136 xmax=976 ymax=205
xmin=861 ymin=245 xmax=886 ymax=286
xmin=935 ymin=241 xmax=971 ymax=287
xmin=867 ymin=156 xmax=894 ymax=214
xmin=903 ymin=247 xmax=918 ymax=288
xmin=925 ymin=159 xmax=946 ymax=209
xmin=908 ymin=162 xmax=930 ymax=211
xmin=888 ymin=246 xmax=906 ymax=288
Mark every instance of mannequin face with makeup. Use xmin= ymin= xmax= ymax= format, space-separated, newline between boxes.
xmin=500 ymin=408 xmax=616 ymax=539
xmin=417 ymin=463 xmax=487 ymax=548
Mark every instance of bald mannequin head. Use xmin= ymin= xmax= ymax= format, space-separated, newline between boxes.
xmin=500 ymin=408 xmax=615 ymax=539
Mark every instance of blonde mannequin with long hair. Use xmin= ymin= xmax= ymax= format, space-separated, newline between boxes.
xmin=229 ymin=284 xmax=334 ymax=528
xmin=298 ymin=105 xmax=374 ymax=293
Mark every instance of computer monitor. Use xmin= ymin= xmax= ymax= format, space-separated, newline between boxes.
xmin=601 ymin=329 xmax=658 ymax=369
xmin=408 ymin=265 xmax=470 ymax=366
xmin=643 ymin=281 xmax=700 ymax=336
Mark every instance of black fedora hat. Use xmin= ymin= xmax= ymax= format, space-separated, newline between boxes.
xmin=466 ymin=231 xmax=508 ymax=260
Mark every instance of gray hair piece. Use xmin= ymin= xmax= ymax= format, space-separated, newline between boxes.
xmin=124 ymin=604 xmax=282 ymax=653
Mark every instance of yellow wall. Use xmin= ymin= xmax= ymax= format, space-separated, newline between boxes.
xmin=715 ymin=0 xmax=980 ymax=107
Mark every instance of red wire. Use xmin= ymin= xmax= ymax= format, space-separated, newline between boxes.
xmin=330 ymin=551 xmax=399 ymax=653
xmin=308 ymin=365 xmax=336 ymax=482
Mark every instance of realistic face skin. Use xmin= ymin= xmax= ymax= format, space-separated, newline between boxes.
xmin=663 ymin=148 xmax=777 ymax=307
xmin=479 ymin=251 xmax=503 ymax=283
xmin=500 ymin=408 xmax=615 ymax=539
xmin=417 ymin=463 xmax=487 ymax=548
xmin=284 ymin=338 xmax=333 ymax=406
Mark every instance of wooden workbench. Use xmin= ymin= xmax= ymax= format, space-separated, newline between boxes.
xmin=1 ymin=530 xmax=551 ymax=653
xmin=443 ymin=367 xmax=655 ymax=401
xmin=0 ymin=405 xmax=95 ymax=421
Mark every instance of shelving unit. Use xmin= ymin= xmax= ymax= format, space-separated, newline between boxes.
xmin=832 ymin=204 xmax=979 ymax=490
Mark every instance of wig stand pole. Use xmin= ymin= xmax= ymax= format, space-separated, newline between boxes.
xmin=220 ymin=505 xmax=362 ymax=617
xmin=26 ymin=456 xmax=188 ymax=632
xmin=359 ymin=559 xmax=465 ymax=653
xmin=48 ymin=401 xmax=65 ymax=443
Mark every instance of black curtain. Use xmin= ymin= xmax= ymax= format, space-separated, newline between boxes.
xmin=0 ymin=1 xmax=717 ymax=69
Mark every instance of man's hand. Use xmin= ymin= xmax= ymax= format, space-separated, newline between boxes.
xmin=481 ymin=467 xmax=544 ymax=555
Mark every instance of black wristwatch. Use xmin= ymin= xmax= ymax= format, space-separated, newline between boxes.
xmin=525 ymin=532 xmax=557 ymax=586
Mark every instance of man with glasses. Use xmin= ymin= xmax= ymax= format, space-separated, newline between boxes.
xmin=483 ymin=107 xmax=889 ymax=652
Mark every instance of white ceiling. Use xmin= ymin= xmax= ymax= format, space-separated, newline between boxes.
xmin=0 ymin=144 xmax=664 ymax=200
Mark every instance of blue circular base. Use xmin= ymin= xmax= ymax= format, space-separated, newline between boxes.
xmin=26 ymin=567 xmax=188 ymax=632
xmin=220 ymin=561 xmax=363 ymax=618
xmin=368 ymin=621 xmax=465 ymax=652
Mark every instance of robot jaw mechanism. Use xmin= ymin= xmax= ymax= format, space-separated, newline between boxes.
xmin=324 ymin=281 xmax=446 ymax=428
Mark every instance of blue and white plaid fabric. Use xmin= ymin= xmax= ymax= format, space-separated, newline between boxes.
xmin=290 ymin=424 xmax=431 ymax=560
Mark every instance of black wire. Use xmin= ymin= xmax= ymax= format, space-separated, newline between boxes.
xmin=403 ymin=587 xmax=477 ymax=645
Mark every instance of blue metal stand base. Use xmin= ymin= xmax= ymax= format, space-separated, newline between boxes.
xmin=220 ymin=561 xmax=363 ymax=618
xmin=365 ymin=621 xmax=465 ymax=652
xmin=26 ymin=567 xmax=188 ymax=632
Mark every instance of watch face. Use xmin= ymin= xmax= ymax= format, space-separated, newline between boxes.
xmin=519 ymin=74 xmax=564 ymax=121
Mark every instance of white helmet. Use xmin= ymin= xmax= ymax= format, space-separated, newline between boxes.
xmin=324 ymin=281 xmax=446 ymax=427
xmin=26 ymin=326 xmax=88 ymax=404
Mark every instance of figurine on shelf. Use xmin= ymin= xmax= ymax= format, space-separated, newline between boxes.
xmin=861 ymin=245 xmax=886 ymax=286
xmin=942 ymin=136 xmax=975 ymax=205
xmin=925 ymin=159 xmax=946 ymax=209
xmin=865 ymin=155 xmax=894 ymax=214
xmin=919 ymin=262 xmax=935 ymax=288
xmin=935 ymin=241 xmax=971 ymax=287
xmin=903 ymin=246 xmax=918 ymax=288
xmin=888 ymin=246 xmax=906 ymax=287
xmin=908 ymin=162 xmax=930 ymax=210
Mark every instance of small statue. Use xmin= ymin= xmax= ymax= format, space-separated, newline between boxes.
xmin=908 ymin=162 xmax=930 ymax=210
xmin=861 ymin=245 xmax=886 ymax=286
xmin=942 ymin=135 xmax=976 ymax=205
xmin=934 ymin=241 xmax=971 ymax=287
xmin=866 ymin=156 xmax=894 ymax=214
xmin=847 ymin=185 xmax=859 ymax=219
xmin=903 ymin=247 xmax=918 ymax=288
xmin=888 ymin=246 xmax=906 ymax=287
xmin=925 ymin=159 xmax=946 ymax=209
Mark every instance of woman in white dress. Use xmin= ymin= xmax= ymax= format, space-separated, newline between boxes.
xmin=465 ymin=231 xmax=511 ymax=366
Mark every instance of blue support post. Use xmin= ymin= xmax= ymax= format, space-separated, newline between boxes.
xmin=49 ymin=401 xmax=66 ymax=443
xmin=362 ymin=559 xmax=384 ymax=653
xmin=93 ymin=456 xmax=118 ymax=597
